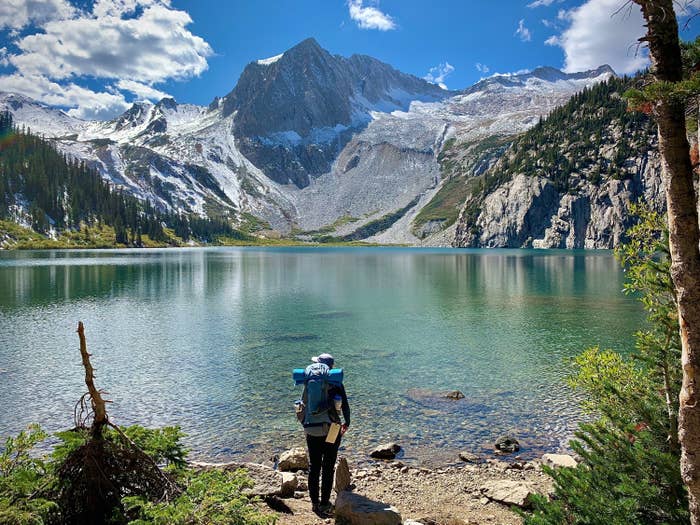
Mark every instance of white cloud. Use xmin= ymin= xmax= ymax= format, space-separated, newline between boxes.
xmin=424 ymin=62 xmax=455 ymax=90
xmin=0 ymin=0 xmax=74 ymax=30
xmin=516 ymin=19 xmax=532 ymax=42
xmin=0 ymin=73 xmax=129 ymax=120
xmin=475 ymin=62 xmax=490 ymax=74
xmin=0 ymin=0 xmax=213 ymax=119
xmin=115 ymin=79 xmax=170 ymax=101
xmin=348 ymin=0 xmax=396 ymax=31
xmin=527 ymin=0 xmax=560 ymax=7
xmin=549 ymin=0 xmax=648 ymax=74
xmin=11 ymin=4 xmax=212 ymax=83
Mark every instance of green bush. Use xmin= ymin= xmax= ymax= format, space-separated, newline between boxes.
xmin=0 ymin=424 xmax=274 ymax=525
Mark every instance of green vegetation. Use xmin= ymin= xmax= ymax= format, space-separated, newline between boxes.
xmin=507 ymin=76 xmax=654 ymax=192
xmin=525 ymin=207 xmax=687 ymax=524
xmin=457 ymin=77 xmax=656 ymax=240
xmin=412 ymin=135 xmax=511 ymax=237
xmin=0 ymin=424 xmax=275 ymax=525
xmin=0 ymin=112 xmax=251 ymax=248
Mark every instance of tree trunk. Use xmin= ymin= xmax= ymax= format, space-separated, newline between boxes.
xmin=77 ymin=321 xmax=108 ymax=436
xmin=633 ymin=1 xmax=700 ymax=521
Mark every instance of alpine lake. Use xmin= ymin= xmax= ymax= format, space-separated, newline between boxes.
xmin=0 ymin=247 xmax=645 ymax=466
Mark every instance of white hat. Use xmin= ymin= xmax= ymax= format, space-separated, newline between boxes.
xmin=311 ymin=353 xmax=334 ymax=366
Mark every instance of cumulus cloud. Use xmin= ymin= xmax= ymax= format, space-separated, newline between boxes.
xmin=348 ymin=0 xmax=396 ymax=31
xmin=11 ymin=5 xmax=212 ymax=83
xmin=0 ymin=0 xmax=212 ymax=119
xmin=0 ymin=0 xmax=74 ymax=30
xmin=548 ymin=0 xmax=648 ymax=74
xmin=115 ymin=79 xmax=170 ymax=101
xmin=475 ymin=62 xmax=490 ymax=74
xmin=515 ymin=19 xmax=532 ymax=42
xmin=424 ymin=62 xmax=455 ymax=90
xmin=0 ymin=73 xmax=129 ymax=120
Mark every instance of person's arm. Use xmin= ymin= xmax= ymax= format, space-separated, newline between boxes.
xmin=340 ymin=385 xmax=350 ymax=427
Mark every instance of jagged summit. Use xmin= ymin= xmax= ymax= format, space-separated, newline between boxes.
xmin=219 ymin=37 xmax=447 ymax=187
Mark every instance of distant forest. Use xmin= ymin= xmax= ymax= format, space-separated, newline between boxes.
xmin=0 ymin=112 xmax=248 ymax=244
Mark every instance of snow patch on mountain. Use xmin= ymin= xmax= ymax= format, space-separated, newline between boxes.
xmin=257 ymin=53 xmax=284 ymax=66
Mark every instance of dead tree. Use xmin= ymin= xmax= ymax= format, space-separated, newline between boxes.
xmin=56 ymin=322 xmax=179 ymax=525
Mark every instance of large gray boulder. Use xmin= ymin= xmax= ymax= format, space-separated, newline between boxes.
xmin=241 ymin=463 xmax=297 ymax=498
xmin=335 ymin=490 xmax=402 ymax=525
xmin=278 ymin=447 xmax=308 ymax=471
xmin=481 ymin=480 xmax=536 ymax=508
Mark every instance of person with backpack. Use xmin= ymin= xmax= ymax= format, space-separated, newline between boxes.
xmin=295 ymin=353 xmax=350 ymax=516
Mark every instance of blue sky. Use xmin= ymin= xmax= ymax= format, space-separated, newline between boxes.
xmin=0 ymin=0 xmax=698 ymax=120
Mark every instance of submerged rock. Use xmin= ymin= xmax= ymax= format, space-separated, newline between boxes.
xmin=278 ymin=447 xmax=308 ymax=471
xmin=443 ymin=390 xmax=465 ymax=400
xmin=494 ymin=436 xmax=520 ymax=454
xmin=335 ymin=490 xmax=402 ymax=525
xmin=370 ymin=443 xmax=402 ymax=460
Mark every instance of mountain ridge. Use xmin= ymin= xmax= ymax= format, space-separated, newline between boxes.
xmin=0 ymin=38 xmax=621 ymax=246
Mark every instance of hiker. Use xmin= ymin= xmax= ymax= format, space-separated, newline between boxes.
xmin=297 ymin=353 xmax=350 ymax=515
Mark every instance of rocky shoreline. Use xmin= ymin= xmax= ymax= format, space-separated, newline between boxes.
xmin=192 ymin=443 xmax=578 ymax=525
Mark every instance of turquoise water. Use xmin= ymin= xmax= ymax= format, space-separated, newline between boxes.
xmin=0 ymin=247 xmax=644 ymax=464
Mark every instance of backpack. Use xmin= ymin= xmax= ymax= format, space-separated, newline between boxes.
xmin=301 ymin=362 xmax=331 ymax=427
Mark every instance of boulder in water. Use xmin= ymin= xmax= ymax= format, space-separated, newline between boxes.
xmin=494 ymin=435 xmax=520 ymax=453
xmin=369 ymin=443 xmax=402 ymax=460
xmin=443 ymin=390 xmax=465 ymax=400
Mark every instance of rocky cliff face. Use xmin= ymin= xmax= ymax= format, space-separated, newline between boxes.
xmin=222 ymin=38 xmax=448 ymax=187
xmin=453 ymin=77 xmax=665 ymax=249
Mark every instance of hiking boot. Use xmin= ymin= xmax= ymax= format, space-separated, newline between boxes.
xmin=318 ymin=502 xmax=334 ymax=516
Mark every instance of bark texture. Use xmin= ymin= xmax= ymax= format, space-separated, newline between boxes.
xmin=633 ymin=1 xmax=700 ymax=521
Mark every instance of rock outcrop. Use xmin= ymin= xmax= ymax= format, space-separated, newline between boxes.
xmin=454 ymin=76 xmax=665 ymax=249
xmin=278 ymin=447 xmax=308 ymax=471
xmin=335 ymin=490 xmax=402 ymax=525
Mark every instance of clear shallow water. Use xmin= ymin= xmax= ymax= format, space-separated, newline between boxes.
xmin=0 ymin=247 xmax=644 ymax=465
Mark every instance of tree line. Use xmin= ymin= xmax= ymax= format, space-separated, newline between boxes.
xmin=0 ymin=112 xmax=249 ymax=245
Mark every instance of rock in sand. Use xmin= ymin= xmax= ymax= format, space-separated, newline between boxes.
xmin=542 ymin=453 xmax=578 ymax=468
xmin=278 ymin=447 xmax=308 ymax=471
xmin=335 ymin=456 xmax=352 ymax=492
xmin=481 ymin=480 xmax=536 ymax=508
xmin=335 ymin=490 xmax=402 ymax=525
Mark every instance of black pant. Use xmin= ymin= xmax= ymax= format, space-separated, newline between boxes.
xmin=306 ymin=432 xmax=341 ymax=505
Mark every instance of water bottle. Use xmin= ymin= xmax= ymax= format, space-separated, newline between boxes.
xmin=334 ymin=394 xmax=342 ymax=412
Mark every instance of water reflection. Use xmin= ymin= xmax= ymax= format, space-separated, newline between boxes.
xmin=0 ymin=248 xmax=644 ymax=464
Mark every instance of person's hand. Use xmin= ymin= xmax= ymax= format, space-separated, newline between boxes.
xmin=340 ymin=424 xmax=348 ymax=435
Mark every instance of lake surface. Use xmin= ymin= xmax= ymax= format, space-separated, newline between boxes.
xmin=0 ymin=247 xmax=644 ymax=465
